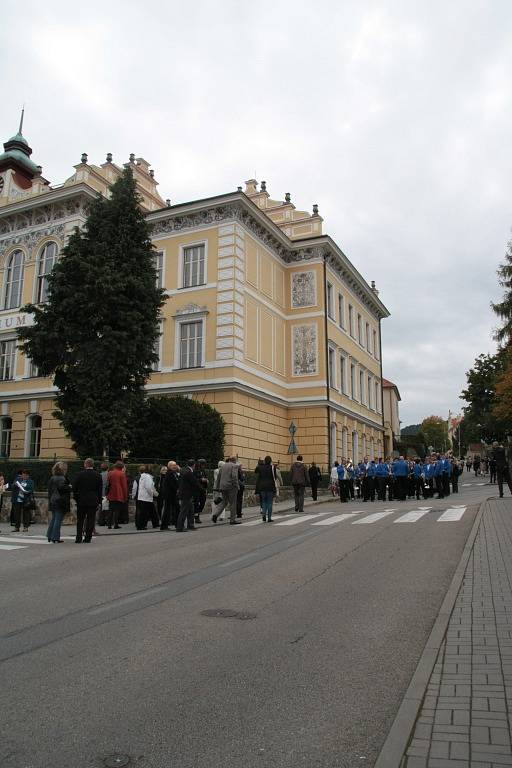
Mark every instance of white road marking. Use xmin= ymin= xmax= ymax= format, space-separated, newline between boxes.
xmin=240 ymin=513 xmax=297 ymax=527
xmin=353 ymin=511 xmax=397 ymax=524
xmin=437 ymin=507 xmax=467 ymax=522
xmin=312 ymin=512 xmax=362 ymax=526
xmin=275 ymin=512 xmax=332 ymax=526
xmin=0 ymin=544 xmax=26 ymax=551
xmin=0 ymin=536 xmax=48 ymax=545
xmin=394 ymin=509 xmax=431 ymax=523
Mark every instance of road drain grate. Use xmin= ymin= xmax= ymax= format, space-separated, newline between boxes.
xmin=201 ymin=608 xmax=257 ymax=620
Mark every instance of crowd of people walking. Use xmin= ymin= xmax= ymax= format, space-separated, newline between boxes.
xmin=1 ymin=442 xmax=511 ymax=542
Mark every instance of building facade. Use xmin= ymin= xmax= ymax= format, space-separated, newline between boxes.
xmin=382 ymin=378 xmax=401 ymax=457
xmin=0 ymin=123 xmax=389 ymax=467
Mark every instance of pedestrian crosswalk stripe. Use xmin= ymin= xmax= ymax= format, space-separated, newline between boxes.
xmin=240 ymin=513 xmax=297 ymax=527
xmin=437 ymin=507 xmax=467 ymax=522
xmin=311 ymin=512 xmax=362 ymax=526
xmin=394 ymin=509 xmax=431 ymax=523
xmin=353 ymin=511 xmax=397 ymax=524
xmin=0 ymin=544 xmax=26 ymax=550
xmin=0 ymin=535 xmax=48 ymax=545
xmin=275 ymin=511 xmax=333 ymax=526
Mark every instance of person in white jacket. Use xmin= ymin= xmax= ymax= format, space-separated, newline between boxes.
xmin=135 ymin=466 xmax=158 ymax=530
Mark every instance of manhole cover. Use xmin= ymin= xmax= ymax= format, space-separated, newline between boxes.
xmin=201 ymin=608 xmax=240 ymax=618
xmin=103 ymin=756 xmax=131 ymax=767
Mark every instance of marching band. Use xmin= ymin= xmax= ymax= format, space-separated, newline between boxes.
xmin=330 ymin=454 xmax=463 ymax=503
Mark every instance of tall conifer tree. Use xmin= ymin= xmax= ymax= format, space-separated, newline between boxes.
xmin=18 ymin=167 xmax=165 ymax=457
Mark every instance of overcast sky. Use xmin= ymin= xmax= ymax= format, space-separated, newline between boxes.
xmin=2 ymin=1 xmax=511 ymax=425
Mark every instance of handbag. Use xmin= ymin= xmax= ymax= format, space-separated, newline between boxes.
xmin=101 ymin=496 xmax=109 ymax=511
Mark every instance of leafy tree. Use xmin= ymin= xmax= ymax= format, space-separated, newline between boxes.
xmin=492 ymin=236 xmax=512 ymax=344
xmin=460 ymin=352 xmax=508 ymax=442
xmin=18 ymin=168 xmax=165 ymax=458
xmin=130 ymin=395 xmax=225 ymax=465
xmin=400 ymin=424 xmax=422 ymax=436
xmin=420 ymin=415 xmax=448 ymax=451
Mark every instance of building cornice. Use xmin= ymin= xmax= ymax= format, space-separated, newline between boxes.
xmin=0 ymin=183 xmax=98 ymax=218
xmin=146 ymin=193 xmax=390 ymax=320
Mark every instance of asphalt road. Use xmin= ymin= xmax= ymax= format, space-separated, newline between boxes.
xmin=0 ymin=477 xmax=494 ymax=768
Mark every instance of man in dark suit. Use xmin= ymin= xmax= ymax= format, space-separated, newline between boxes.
xmin=160 ymin=461 xmax=180 ymax=530
xmin=491 ymin=442 xmax=512 ymax=498
xmin=177 ymin=459 xmax=202 ymax=532
xmin=72 ymin=458 xmax=103 ymax=543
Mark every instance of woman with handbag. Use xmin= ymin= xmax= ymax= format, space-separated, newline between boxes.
xmin=47 ymin=462 xmax=71 ymax=543
xmin=257 ymin=455 xmax=277 ymax=522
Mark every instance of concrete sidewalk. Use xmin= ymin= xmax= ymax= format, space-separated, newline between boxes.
xmin=377 ymin=497 xmax=512 ymax=768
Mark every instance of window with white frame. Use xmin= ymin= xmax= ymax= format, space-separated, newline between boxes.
xmin=338 ymin=293 xmax=345 ymax=329
xmin=373 ymin=329 xmax=379 ymax=359
xmin=28 ymin=359 xmax=41 ymax=378
xmin=340 ymin=354 xmax=347 ymax=394
xmin=327 ymin=282 xmax=334 ymax=320
xmin=152 ymin=324 xmax=162 ymax=371
xmin=179 ymin=320 xmax=203 ymax=369
xmin=27 ymin=414 xmax=42 ymax=458
xmin=368 ymin=375 xmax=373 ymax=409
xmin=182 ymin=244 xmax=205 ymax=288
xmin=342 ymin=427 xmax=348 ymax=458
xmin=328 ymin=347 xmax=336 ymax=387
xmin=357 ymin=313 xmax=363 ymax=345
xmin=36 ymin=242 xmax=58 ymax=303
xmin=359 ymin=370 xmax=365 ymax=404
xmin=330 ymin=422 xmax=337 ymax=463
xmin=366 ymin=322 xmax=371 ymax=352
xmin=350 ymin=362 xmax=356 ymax=399
xmin=352 ymin=431 xmax=359 ymax=463
xmin=153 ymin=250 xmax=164 ymax=289
xmin=4 ymin=250 xmax=24 ymax=309
xmin=348 ymin=305 xmax=354 ymax=337
xmin=0 ymin=339 xmax=16 ymax=381
xmin=0 ymin=416 xmax=12 ymax=458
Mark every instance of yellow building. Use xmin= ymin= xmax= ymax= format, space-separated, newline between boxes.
xmin=382 ymin=378 xmax=402 ymax=458
xmin=0 ymin=122 xmax=390 ymax=467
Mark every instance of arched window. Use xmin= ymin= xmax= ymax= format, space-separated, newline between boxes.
xmin=352 ymin=431 xmax=359 ymax=464
xmin=4 ymin=250 xmax=24 ymax=309
xmin=0 ymin=416 xmax=12 ymax=458
xmin=362 ymin=434 xmax=367 ymax=458
xmin=26 ymin=414 xmax=42 ymax=458
xmin=36 ymin=242 xmax=58 ymax=303
xmin=330 ymin=422 xmax=337 ymax=464
xmin=370 ymin=437 xmax=375 ymax=459
xmin=342 ymin=427 xmax=348 ymax=459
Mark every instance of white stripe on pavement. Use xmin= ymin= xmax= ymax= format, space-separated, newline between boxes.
xmin=353 ymin=511 xmax=397 ymax=524
xmin=0 ymin=544 xmax=26 ymax=550
xmin=275 ymin=512 xmax=333 ymax=526
xmin=394 ymin=509 xmax=431 ymax=523
xmin=0 ymin=536 xmax=48 ymax=545
xmin=437 ymin=507 xmax=467 ymax=522
xmin=240 ymin=513 xmax=298 ymax=526
xmin=312 ymin=512 xmax=362 ymax=526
